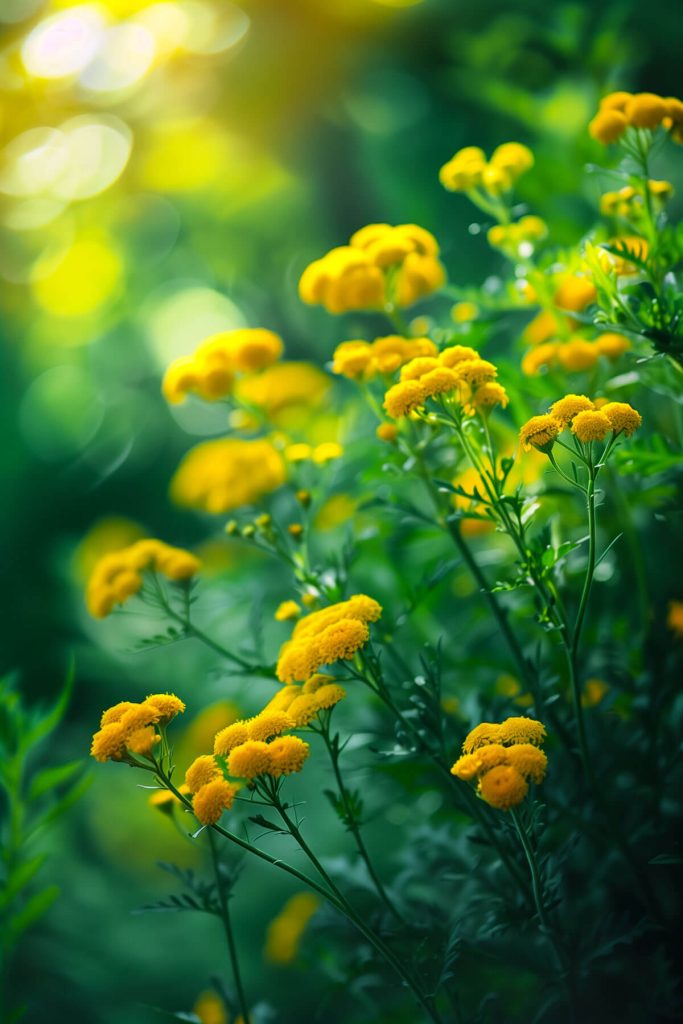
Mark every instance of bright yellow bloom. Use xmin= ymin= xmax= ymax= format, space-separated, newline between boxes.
xmin=420 ymin=366 xmax=460 ymax=399
xmin=247 ymin=711 xmax=295 ymax=742
xmin=148 ymin=784 xmax=191 ymax=813
xmin=383 ymin=379 xmax=427 ymax=418
xmin=236 ymin=362 xmax=330 ymax=421
xmin=498 ymin=717 xmax=546 ymax=747
xmin=185 ymin=755 xmax=221 ymax=794
xmin=469 ymin=381 xmax=508 ymax=412
xmin=285 ymin=694 xmax=322 ymax=727
xmin=400 ymin=356 xmax=440 ymax=381
xmin=595 ymin=333 xmax=631 ymax=359
xmin=162 ymin=329 xmax=283 ymax=404
xmin=376 ymin=423 xmax=398 ymax=442
xmin=479 ymin=765 xmax=528 ymax=810
xmin=275 ymin=600 xmax=301 ymax=622
xmin=439 ymin=344 xmax=480 ymax=367
xmin=571 ymin=409 xmax=612 ymax=443
xmin=227 ymin=740 xmax=273 ymax=780
xmin=624 ymin=92 xmax=667 ymax=129
xmin=285 ymin=444 xmax=312 ymax=463
xmin=264 ymin=893 xmax=320 ymax=965
xmin=312 ymin=442 xmax=343 ymax=464
xmin=599 ymin=91 xmax=632 ymax=113
xmin=600 ymin=402 xmax=642 ymax=436
xmin=90 ymin=722 xmax=128 ymax=762
xmin=100 ymin=701 xmax=136 ymax=726
xmin=554 ymin=276 xmax=597 ymax=313
xmin=451 ymin=301 xmax=479 ymax=323
xmin=277 ymin=595 xmax=381 ymax=683
xmin=519 ymin=414 xmax=560 ymax=453
xmin=589 ymin=108 xmax=628 ymax=144
xmin=310 ymin=683 xmax=346 ymax=710
xmin=214 ymin=723 xmax=250 ymax=756
xmin=170 ymin=438 xmax=285 ymax=514
xmin=462 ymin=722 xmax=502 ymax=754
xmin=453 ymin=358 xmax=498 ymax=386
xmin=86 ymin=539 xmax=200 ymax=618
xmin=127 ymin=726 xmax=160 ymax=757
xmin=522 ymin=310 xmax=557 ymax=346
xmin=549 ymin=394 xmax=595 ymax=426
xmin=521 ymin=342 xmax=559 ymax=376
xmin=505 ymin=744 xmax=548 ymax=783
xmin=597 ymin=236 xmax=649 ymax=276
xmin=470 ymin=743 xmax=509 ymax=774
xmin=145 ymin=693 xmax=186 ymax=722
xmin=119 ymin=702 xmax=162 ymax=733
xmin=192 ymin=778 xmax=240 ymax=825
xmin=556 ymin=339 xmax=599 ymax=372
xmin=267 ymin=736 xmax=310 ymax=777
xmin=332 ymin=340 xmax=374 ymax=378
xmin=440 ymin=143 xmax=532 ymax=194
xmin=450 ymin=753 xmax=480 ymax=781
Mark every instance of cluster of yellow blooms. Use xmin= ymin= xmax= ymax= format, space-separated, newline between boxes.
xmin=589 ymin=91 xmax=683 ymax=145
xmin=451 ymin=716 xmax=547 ymax=810
xmin=284 ymin=441 xmax=343 ymax=464
xmin=264 ymin=892 xmax=320 ymax=965
xmin=520 ymin=274 xmax=631 ymax=376
xmin=276 ymin=595 xmax=382 ymax=683
xmin=382 ymin=345 xmax=507 ymax=420
xmin=487 ymin=216 xmax=547 ymax=254
xmin=170 ymin=437 xmax=286 ymax=514
xmin=86 ymin=539 xmax=200 ymax=618
xmin=439 ymin=142 xmax=534 ymax=195
xmin=299 ymin=223 xmax=445 ymax=313
xmin=519 ymin=394 xmax=642 ymax=452
xmin=600 ymin=180 xmax=674 ymax=218
xmin=91 ymin=694 xmax=186 ymax=762
xmin=332 ymin=334 xmax=437 ymax=380
xmin=181 ymin=677 xmax=346 ymax=825
xmin=162 ymin=329 xmax=284 ymax=404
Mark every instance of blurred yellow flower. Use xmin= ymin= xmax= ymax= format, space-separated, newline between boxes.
xmin=264 ymin=892 xmax=320 ymax=965
xmin=170 ymin=438 xmax=285 ymax=514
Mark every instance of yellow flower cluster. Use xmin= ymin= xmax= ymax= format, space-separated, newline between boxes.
xmin=91 ymin=694 xmax=186 ymax=763
xmin=86 ymin=539 xmax=200 ymax=618
xmin=439 ymin=142 xmax=534 ymax=195
xmin=487 ymin=216 xmax=547 ymax=253
xmin=332 ymin=335 xmax=438 ymax=379
xmin=451 ymin=716 xmax=548 ymax=811
xmin=521 ymin=334 xmax=631 ymax=376
xmin=261 ymin=674 xmax=347 ymax=727
xmin=285 ymin=442 xmax=343 ymax=464
xmin=589 ymin=91 xmax=683 ymax=144
xmin=264 ymin=892 xmax=320 ymax=965
xmin=162 ymin=329 xmax=284 ymax=404
xmin=383 ymin=346 xmax=507 ymax=419
xmin=299 ymin=223 xmax=445 ymax=313
xmin=170 ymin=438 xmax=286 ymax=514
xmin=519 ymin=395 xmax=642 ymax=452
xmin=600 ymin=180 xmax=674 ymax=218
xmin=276 ymin=595 xmax=382 ymax=683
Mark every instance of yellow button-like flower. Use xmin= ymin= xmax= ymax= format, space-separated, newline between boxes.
xmin=192 ymin=778 xmax=240 ymax=825
xmin=185 ymin=755 xmax=221 ymax=794
xmin=383 ymin=379 xmax=427 ymax=419
xmin=170 ymin=438 xmax=285 ymax=514
xmin=479 ymin=765 xmax=528 ymax=810
xmin=227 ymin=740 xmax=273 ymax=780
xmin=549 ymin=394 xmax=595 ymax=426
xmin=267 ymin=735 xmax=310 ymax=777
xmin=264 ymin=892 xmax=320 ymax=965
xmin=376 ymin=423 xmax=398 ymax=442
xmin=600 ymin=401 xmax=642 ymax=436
xmin=595 ymin=333 xmax=631 ymax=360
xmin=86 ymin=539 xmax=200 ymax=618
xmin=518 ymin=414 xmax=560 ymax=453
xmin=624 ymin=92 xmax=667 ymax=129
xmin=145 ymin=693 xmax=186 ymax=722
xmin=275 ymin=600 xmax=301 ymax=622
xmin=247 ymin=711 xmax=295 ymax=743
xmin=589 ymin=108 xmax=628 ymax=144
xmin=571 ymin=409 xmax=612 ymax=443
xmin=214 ymin=722 xmax=250 ymax=756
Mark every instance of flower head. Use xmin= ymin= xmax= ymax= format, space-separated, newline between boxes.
xmin=185 ymin=755 xmax=221 ymax=794
xmin=264 ymin=893 xmax=319 ymax=965
xmin=571 ymin=409 xmax=612 ymax=443
xmin=519 ymin=414 xmax=560 ymax=453
xmin=145 ymin=693 xmax=186 ymax=722
xmin=227 ymin=740 xmax=273 ymax=780
xmin=383 ymin=379 xmax=426 ymax=419
xmin=478 ymin=765 xmax=528 ymax=810
xmin=505 ymin=744 xmax=548 ymax=783
xmin=170 ymin=438 xmax=285 ymax=515
xmin=275 ymin=600 xmax=301 ymax=622
xmin=86 ymin=539 xmax=200 ymax=618
xmin=549 ymin=394 xmax=594 ymax=426
xmin=214 ymin=723 xmax=250 ymax=756
xmin=498 ymin=716 xmax=546 ymax=747
xmin=247 ymin=711 xmax=295 ymax=742
xmin=90 ymin=722 xmax=127 ymax=762
xmin=267 ymin=736 xmax=310 ymax=777
xmin=600 ymin=402 xmax=642 ymax=436
xmin=193 ymin=778 xmax=240 ymax=825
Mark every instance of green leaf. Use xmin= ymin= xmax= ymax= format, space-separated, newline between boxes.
xmin=648 ymin=854 xmax=683 ymax=865
xmin=7 ymin=885 xmax=60 ymax=944
xmin=23 ymin=660 xmax=75 ymax=750
xmin=28 ymin=760 xmax=84 ymax=802
xmin=0 ymin=855 xmax=46 ymax=909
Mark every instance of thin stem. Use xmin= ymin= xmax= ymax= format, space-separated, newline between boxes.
xmin=207 ymin=829 xmax=250 ymax=1024
xmin=264 ymin=780 xmax=444 ymax=1024
xmin=318 ymin=721 xmax=406 ymax=923
xmin=510 ymin=808 xmax=576 ymax=1020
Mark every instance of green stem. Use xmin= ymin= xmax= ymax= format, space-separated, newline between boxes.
xmin=510 ymin=808 xmax=577 ymax=1020
xmin=157 ymin=766 xmax=443 ymax=1024
xmin=319 ymin=722 xmax=406 ymax=923
xmin=265 ymin=781 xmax=444 ymax=1024
xmin=206 ymin=829 xmax=250 ymax=1024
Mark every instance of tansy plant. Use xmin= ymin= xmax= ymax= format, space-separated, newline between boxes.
xmin=80 ymin=90 xmax=683 ymax=1024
